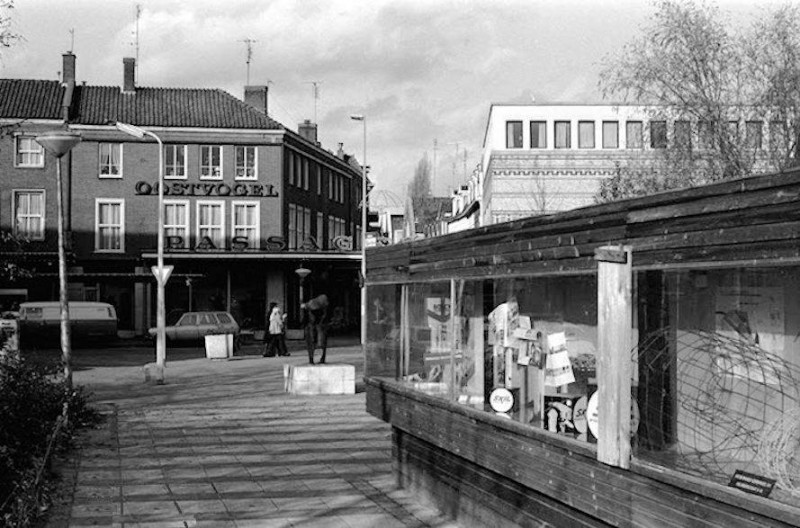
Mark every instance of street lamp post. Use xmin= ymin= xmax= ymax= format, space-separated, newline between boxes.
xmin=349 ymin=114 xmax=367 ymax=347
xmin=35 ymin=131 xmax=81 ymax=391
xmin=295 ymin=266 xmax=311 ymax=305
xmin=116 ymin=122 xmax=170 ymax=383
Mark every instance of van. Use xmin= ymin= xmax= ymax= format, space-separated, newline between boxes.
xmin=18 ymin=301 xmax=118 ymax=345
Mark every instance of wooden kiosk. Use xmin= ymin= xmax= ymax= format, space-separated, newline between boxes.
xmin=364 ymin=169 xmax=800 ymax=527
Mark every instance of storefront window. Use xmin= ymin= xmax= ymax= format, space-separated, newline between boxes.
xmin=365 ymin=284 xmax=402 ymax=378
xmin=403 ymin=282 xmax=453 ymax=397
xmin=634 ymin=266 xmax=800 ymax=507
xmin=372 ymin=275 xmax=599 ymax=441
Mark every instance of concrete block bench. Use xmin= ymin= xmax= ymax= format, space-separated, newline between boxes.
xmin=283 ymin=364 xmax=356 ymax=395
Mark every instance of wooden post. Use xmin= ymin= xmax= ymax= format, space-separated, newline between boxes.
xmin=400 ymin=285 xmax=410 ymax=379
xmin=449 ymin=279 xmax=457 ymax=401
xmin=595 ymin=245 xmax=633 ymax=468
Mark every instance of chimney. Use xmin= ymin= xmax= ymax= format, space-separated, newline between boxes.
xmin=244 ymin=85 xmax=269 ymax=115
xmin=62 ymin=52 xmax=76 ymax=84
xmin=298 ymin=119 xmax=318 ymax=144
xmin=336 ymin=142 xmax=345 ymax=159
xmin=123 ymin=57 xmax=136 ymax=93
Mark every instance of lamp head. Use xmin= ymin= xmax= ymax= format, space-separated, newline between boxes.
xmin=350 ymin=114 xmax=365 ymax=121
xmin=35 ymin=131 xmax=81 ymax=158
xmin=115 ymin=122 xmax=147 ymax=139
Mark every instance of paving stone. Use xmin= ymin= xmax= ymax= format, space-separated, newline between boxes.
xmin=54 ymin=345 xmax=458 ymax=528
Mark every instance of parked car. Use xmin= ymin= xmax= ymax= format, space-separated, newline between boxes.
xmin=149 ymin=311 xmax=240 ymax=348
xmin=18 ymin=302 xmax=118 ymax=345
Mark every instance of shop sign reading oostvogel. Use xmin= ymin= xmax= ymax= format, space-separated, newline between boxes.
xmin=135 ymin=181 xmax=279 ymax=197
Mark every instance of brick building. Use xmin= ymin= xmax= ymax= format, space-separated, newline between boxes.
xmin=0 ymin=52 xmax=363 ymax=336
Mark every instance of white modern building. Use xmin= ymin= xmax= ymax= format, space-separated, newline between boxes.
xmin=478 ymin=103 xmax=776 ymax=225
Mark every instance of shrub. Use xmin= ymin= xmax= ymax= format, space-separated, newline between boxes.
xmin=0 ymin=354 xmax=98 ymax=527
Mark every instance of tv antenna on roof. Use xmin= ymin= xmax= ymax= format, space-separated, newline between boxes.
xmin=447 ymin=141 xmax=468 ymax=190
xmin=240 ymin=38 xmax=258 ymax=85
xmin=304 ymin=81 xmax=322 ymax=123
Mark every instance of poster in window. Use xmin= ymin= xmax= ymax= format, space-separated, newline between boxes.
xmin=545 ymin=332 xmax=575 ymax=387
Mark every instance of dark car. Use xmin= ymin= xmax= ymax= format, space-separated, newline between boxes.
xmin=149 ymin=311 xmax=240 ymax=348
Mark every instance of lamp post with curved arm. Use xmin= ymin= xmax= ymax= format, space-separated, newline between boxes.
xmin=116 ymin=122 xmax=170 ymax=383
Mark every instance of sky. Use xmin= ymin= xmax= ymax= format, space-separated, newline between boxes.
xmin=0 ymin=0 xmax=772 ymax=204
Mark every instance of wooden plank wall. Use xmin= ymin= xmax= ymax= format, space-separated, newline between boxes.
xmin=367 ymin=380 xmax=799 ymax=528
xmin=366 ymin=169 xmax=800 ymax=283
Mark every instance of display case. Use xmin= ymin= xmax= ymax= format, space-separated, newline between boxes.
xmin=364 ymin=170 xmax=800 ymax=527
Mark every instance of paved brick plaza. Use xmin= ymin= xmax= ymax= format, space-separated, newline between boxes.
xmin=55 ymin=343 xmax=458 ymax=528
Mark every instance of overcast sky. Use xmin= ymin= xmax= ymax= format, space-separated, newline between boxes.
xmin=0 ymin=0 xmax=770 ymax=204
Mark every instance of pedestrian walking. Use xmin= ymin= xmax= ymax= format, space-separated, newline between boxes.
xmin=264 ymin=302 xmax=289 ymax=357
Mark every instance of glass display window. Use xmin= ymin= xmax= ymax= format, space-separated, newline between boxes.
xmin=634 ymin=266 xmax=800 ymax=507
xmin=369 ymin=275 xmax=600 ymax=442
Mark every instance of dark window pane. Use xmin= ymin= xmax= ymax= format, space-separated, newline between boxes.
xmin=530 ymin=121 xmax=546 ymax=148
xmin=506 ymin=121 xmax=523 ymax=148
xmin=650 ymin=121 xmax=667 ymax=149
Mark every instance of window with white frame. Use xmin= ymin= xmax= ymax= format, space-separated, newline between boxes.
xmin=317 ymin=165 xmax=322 ymax=195
xmin=746 ymin=121 xmax=763 ymax=150
xmin=675 ymin=120 xmax=692 ymax=150
xmin=506 ymin=121 xmax=523 ymax=148
xmin=769 ymin=121 xmax=787 ymax=153
xmin=578 ymin=121 xmax=595 ymax=148
xmin=555 ymin=121 xmax=571 ymax=149
xmin=303 ymin=159 xmax=310 ymax=190
xmin=317 ymin=212 xmax=324 ymax=249
xmin=288 ymin=152 xmax=295 ymax=186
xmin=99 ymin=143 xmax=122 ymax=177
xmin=328 ymin=215 xmax=346 ymax=247
xmin=15 ymin=136 xmax=44 ymax=167
xmin=197 ymin=201 xmax=225 ymax=248
xmin=626 ymin=121 xmax=643 ymax=149
xmin=303 ymin=207 xmax=311 ymax=245
xmin=288 ymin=203 xmax=312 ymax=250
xmin=530 ymin=121 xmax=546 ymax=148
xmin=13 ymin=190 xmax=45 ymax=240
xmin=95 ymin=199 xmax=125 ymax=252
xmin=232 ymin=201 xmax=260 ymax=249
xmin=164 ymin=145 xmax=187 ymax=179
xmin=164 ymin=200 xmax=189 ymax=248
xmin=235 ymin=146 xmax=257 ymax=180
xmin=200 ymin=145 xmax=223 ymax=179
xmin=288 ymin=204 xmax=297 ymax=249
xmin=698 ymin=121 xmax=716 ymax=149
xmin=650 ymin=120 xmax=667 ymax=149
xmin=602 ymin=121 xmax=619 ymax=149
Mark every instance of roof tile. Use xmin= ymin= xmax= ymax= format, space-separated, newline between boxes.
xmin=0 ymin=79 xmax=283 ymax=130
xmin=0 ymin=79 xmax=64 ymax=120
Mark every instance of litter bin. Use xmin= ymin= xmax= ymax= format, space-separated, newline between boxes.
xmin=204 ymin=334 xmax=233 ymax=359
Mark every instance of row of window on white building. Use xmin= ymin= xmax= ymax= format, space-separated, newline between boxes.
xmin=505 ymin=119 xmax=786 ymax=150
